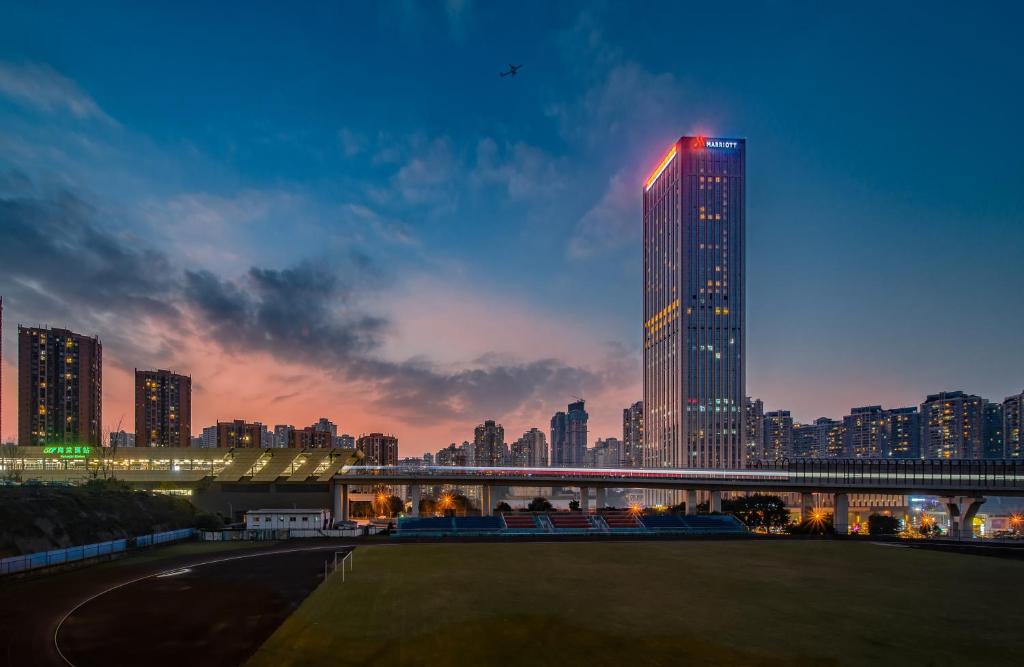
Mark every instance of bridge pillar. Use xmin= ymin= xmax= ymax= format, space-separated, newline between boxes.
xmin=941 ymin=496 xmax=984 ymax=540
xmin=709 ymin=490 xmax=722 ymax=513
xmin=685 ymin=489 xmax=697 ymax=515
xmin=341 ymin=484 xmax=349 ymax=521
xmin=481 ymin=485 xmax=492 ymax=516
xmin=800 ymin=493 xmax=815 ymax=523
xmin=580 ymin=486 xmax=591 ymax=513
xmin=596 ymin=487 xmax=606 ymax=510
xmin=410 ymin=484 xmax=421 ymax=517
xmin=331 ymin=482 xmax=344 ymax=522
xmin=833 ymin=493 xmax=849 ymax=535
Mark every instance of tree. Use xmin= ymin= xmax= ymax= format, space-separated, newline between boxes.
xmin=527 ymin=497 xmax=553 ymax=512
xmin=696 ymin=501 xmax=710 ymax=514
xmin=418 ymin=498 xmax=436 ymax=516
xmin=453 ymin=494 xmax=471 ymax=515
xmin=868 ymin=514 xmax=900 ymax=536
xmin=569 ymin=499 xmax=580 ymax=511
xmin=386 ymin=495 xmax=404 ymax=517
xmin=495 ymin=501 xmax=512 ymax=513
xmin=722 ymin=494 xmax=791 ymax=531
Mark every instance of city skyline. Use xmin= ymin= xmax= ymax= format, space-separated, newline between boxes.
xmin=1 ymin=3 xmax=1023 ymax=454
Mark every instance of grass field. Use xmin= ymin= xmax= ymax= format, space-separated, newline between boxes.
xmin=249 ymin=540 xmax=1022 ymax=666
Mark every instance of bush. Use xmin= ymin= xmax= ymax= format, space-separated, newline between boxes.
xmin=527 ymin=497 xmax=553 ymax=512
xmin=194 ymin=513 xmax=225 ymax=532
xmin=868 ymin=514 xmax=900 ymax=536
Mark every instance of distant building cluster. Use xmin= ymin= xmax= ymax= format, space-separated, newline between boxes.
xmin=745 ymin=389 xmax=1024 ymax=462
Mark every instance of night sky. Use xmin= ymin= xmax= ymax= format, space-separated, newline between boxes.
xmin=1 ymin=2 xmax=1022 ymax=453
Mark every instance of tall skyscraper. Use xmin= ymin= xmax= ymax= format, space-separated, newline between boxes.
xmin=356 ymin=432 xmax=398 ymax=465
xmin=474 ymin=420 xmax=506 ymax=466
xmin=921 ymin=391 xmax=984 ymax=459
xmin=622 ymin=401 xmax=644 ymax=468
xmin=566 ymin=399 xmax=589 ymax=467
xmin=18 ymin=326 xmax=102 ymax=446
xmin=1004 ymin=391 xmax=1023 ymax=458
xmin=761 ymin=410 xmax=793 ymax=460
xmin=643 ymin=136 xmax=745 ymax=469
xmin=550 ymin=410 xmax=567 ymax=466
xmin=744 ymin=397 xmax=764 ymax=464
xmin=134 ymin=369 xmax=191 ymax=448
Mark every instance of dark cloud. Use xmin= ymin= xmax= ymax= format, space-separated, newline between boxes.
xmin=0 ymin=175 xmax=605 ymax=426
xmin=0 ymin=177 xmax=182 ymax=361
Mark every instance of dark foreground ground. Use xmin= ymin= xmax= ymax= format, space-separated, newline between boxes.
xmin=251 ymin=540 xmax=1024 ymax=667
xmin=0 ymin=540 xmax=355 ymax=667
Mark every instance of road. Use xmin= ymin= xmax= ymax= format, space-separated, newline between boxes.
xmin=0 ymin=541 xmax=355 ymax=667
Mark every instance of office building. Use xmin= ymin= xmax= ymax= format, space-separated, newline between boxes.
xmin=643 ymin=136 xmax=745 ymax=469
xmin=761 ymin=410 xmax=793 ymax=460
xmin=921 ymin=391 xmax=984 ymax=459
xmin=356 ymin=432 xmax=398 ymax=465
xmin=134 ymin=369 xmax=191 ymax=448
xmin=550 ymin=411 xmax=567 ymax=466
xmin=18 ymin=326 xmax=102 ymax=446
xmin=1005 ymin=391 xmax=1023 ymax=458
xmin=474 ymin=420 xmax=506 ymax=466
xmin=982 ymin=402 xmax=1004 ymax=459
xmin=622 ymin=401 xmax=644 ymax=468
xmin=566 ymin=400 xmax=589 ymax=467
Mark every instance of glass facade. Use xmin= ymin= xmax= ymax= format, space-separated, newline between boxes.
xmin=643 ymin=137 xmax=745 ymax=470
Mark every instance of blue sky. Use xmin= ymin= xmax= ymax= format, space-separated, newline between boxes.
xmin=0 ymin=1 xmax=1022 ymax=452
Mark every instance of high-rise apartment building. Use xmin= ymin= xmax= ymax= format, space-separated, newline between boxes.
xmin=134 ymin=369 xmax=191 ymax=448
xmin=289 ymin=426 xmax=333 ymax=449
xmin=921 ymin=391 xmax=984 ymax=459
xmin=512 ymin=428 xmax=548 ymax=467
xmin=586 ymin=437 xmax=623 ymax=468
xmin=622 ymin=401 xmax=644 ymax=468
xmin=18 ymin=326 xmax=102 ymax=446
xmin=474 ymin=420 xmax=506 ymax=466
xmin=215 ymin=420 xmax=263 ymax=448
xmin=761 ymin=410 xmax=793 ymax=460
xmin=744 ymin=397 xmax=764 ymax=464
xmin=1004 ymin=391 xmax=1023 ymax=458
xmin=643 ymin=136 xmax=745 ymax=469
xmin=843 ymin=406 xmax=888 ymax=458
xmin=792 ymin=417 xmax=840 ymax=458
xmin=356 ymin=432 xmax=398 ymax=465
xmin=885 ymin=407 xmax=921 ymax=459
xmin=982 ymin=401 xmax=1004 ymax=459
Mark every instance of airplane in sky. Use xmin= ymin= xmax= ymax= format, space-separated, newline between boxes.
xmin=500 ymin=64 xmax=522 ymax=77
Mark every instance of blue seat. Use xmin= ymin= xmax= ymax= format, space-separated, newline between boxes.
xmin=453 ymin=516 xmax=503 ymax=531
xmin=639 ymin=514 xmax=686 ymax=529
xmin=397 ymin=517 xmax=453 ymax=531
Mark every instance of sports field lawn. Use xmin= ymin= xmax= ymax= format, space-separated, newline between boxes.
xmin=249 ymin=540 xmax=1022 ymax=666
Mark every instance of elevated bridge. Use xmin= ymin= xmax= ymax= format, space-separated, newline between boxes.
xmin=333 ymin=459 xmax=1024 ymax=538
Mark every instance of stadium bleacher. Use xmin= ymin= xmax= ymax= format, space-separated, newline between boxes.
xmin=602 ymin=512 xmax=641 ymax=529
xmin=502 ymin=513 xmax=540 ymax=530
xmin=394 ymin=511 xmax=747 ymax=537
xmin=453 ymin=516 xmax=502 ymax=531
xmin=549 ymin=513 xmax=596 ymax=531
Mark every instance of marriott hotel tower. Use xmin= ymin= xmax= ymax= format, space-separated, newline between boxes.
xmin=643 ymin=136 xmax=745 ymax=470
